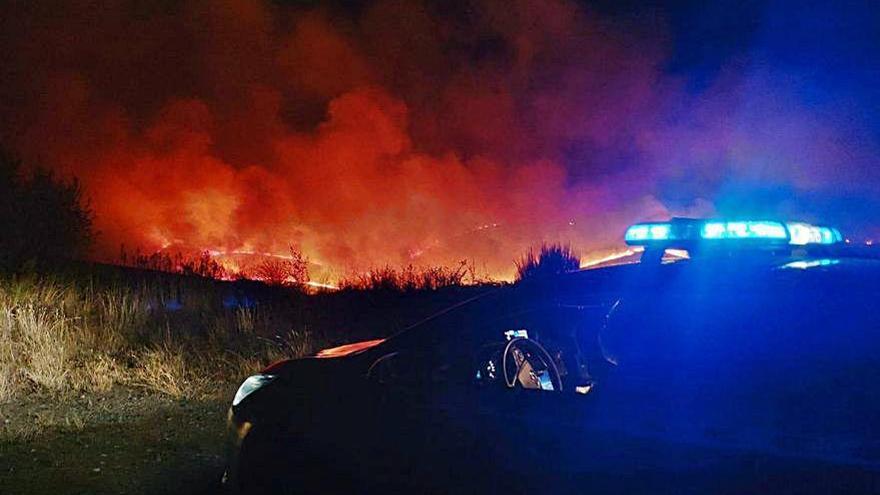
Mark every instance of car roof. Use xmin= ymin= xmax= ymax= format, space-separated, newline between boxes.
xmin=555 ymin=253 xmax=880 ymax=296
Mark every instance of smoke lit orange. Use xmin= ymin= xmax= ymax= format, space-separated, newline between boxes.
xmin=3 ymin=0 xmax=876 ymax=279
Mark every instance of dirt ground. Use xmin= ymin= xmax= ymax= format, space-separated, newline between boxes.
xmin=0 ymin=387 xmax=235 ymax=495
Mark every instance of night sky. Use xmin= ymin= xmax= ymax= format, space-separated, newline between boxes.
xmin=633 ymin=0 xmax=880 ymax=230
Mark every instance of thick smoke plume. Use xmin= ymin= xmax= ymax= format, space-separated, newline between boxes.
xmin=2 ymin=1 xmax=878 ymax=279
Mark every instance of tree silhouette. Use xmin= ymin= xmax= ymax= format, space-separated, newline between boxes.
xmin=0 ymin=149 xmax=94 ymax=271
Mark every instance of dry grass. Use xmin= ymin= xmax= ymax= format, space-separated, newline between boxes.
xmin=0 ymin=308 xmax=18 ymax=401
xmin=134 ymin=344 xmax=190 ymax=398
xmin=17 ymin=304 xmax=72 ymax=392
xmin=78 ymin=354 xmax=123 ymax=393
xmin=0 ymin=263 xmax=490 ymax=404
xmin=95 ymin=289 xmax=147 ymax=351
xmin=0 ymin=274 xmax=318 ymax=402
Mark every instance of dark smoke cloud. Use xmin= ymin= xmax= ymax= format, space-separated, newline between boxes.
xmin=1 ymin=0 xmax=878 ymax=279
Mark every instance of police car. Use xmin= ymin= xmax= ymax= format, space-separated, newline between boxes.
xmin=224 ymin=219 xmax=880 ymax=494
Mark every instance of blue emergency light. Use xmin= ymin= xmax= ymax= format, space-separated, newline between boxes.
xmin=786 ymin=222 xmax=843 ymax=245
xmin=624 ymin=219 xmax=842 ymax=248
xmin=701 ymin=221 xmax=788 ymax=240
xmin=624 ymin=223 xmax=673 ymax=243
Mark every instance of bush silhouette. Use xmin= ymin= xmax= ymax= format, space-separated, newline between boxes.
xmin=515 ymin=242 xmax=581 ymax=282
xmin=249 ymin=246 xmax=310 ymax=288
xmin=0 ymin=150 xmax=94 ymax=271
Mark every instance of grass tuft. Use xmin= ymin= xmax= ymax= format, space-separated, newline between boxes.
xmin=17 ymin=304 xmax=71 ymax=392
xmin=135 ymin=344 xmax=190 ymax=398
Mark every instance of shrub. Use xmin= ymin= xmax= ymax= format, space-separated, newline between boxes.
xmin=515 ymin=242 xmax=581 ymax=282
xmin=248 ymin=246 xmax=310 ymax=288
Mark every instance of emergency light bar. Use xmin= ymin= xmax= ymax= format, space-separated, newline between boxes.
xmin=624 ymin=219 xmax=842 ymax=247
